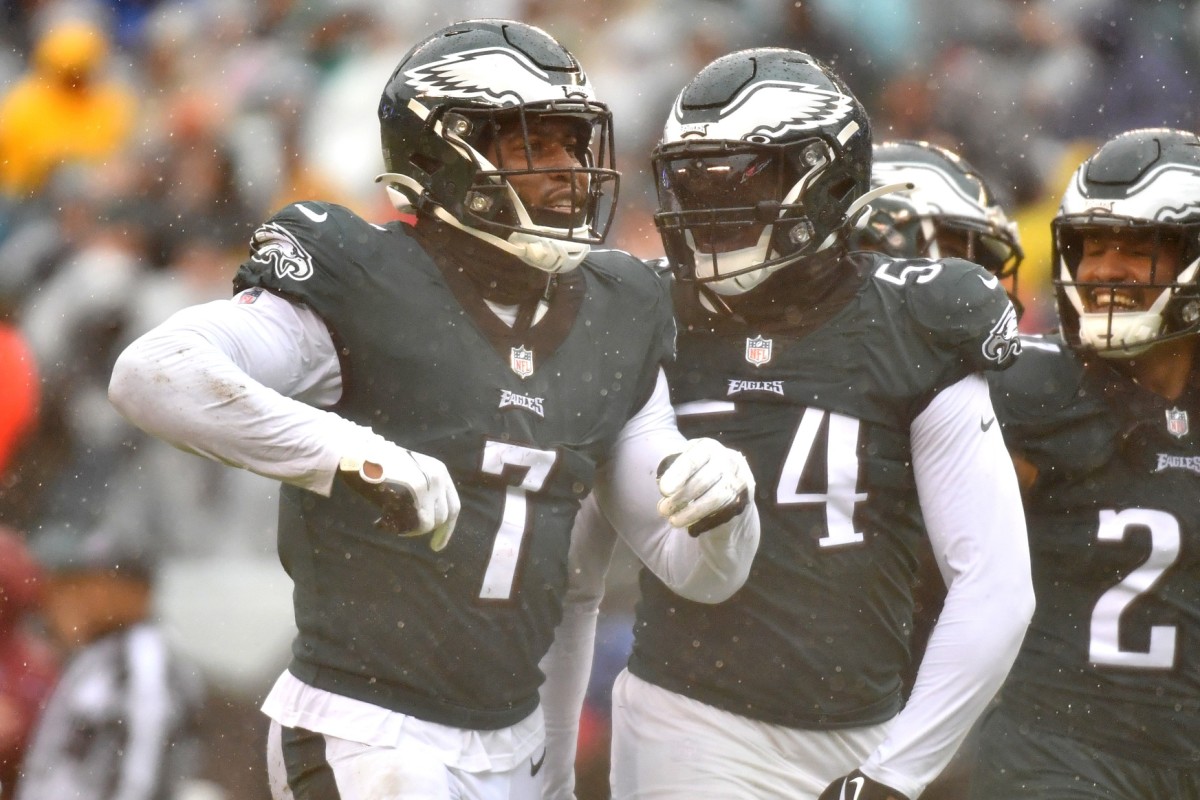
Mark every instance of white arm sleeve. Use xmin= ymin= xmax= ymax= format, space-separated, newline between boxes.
xmin=538 ymin=496 xmax=618 ymax=800
xmin=860 ymin=373 xmax=1034 ymax=799
xmin=109 ymin=290 xmax=383 ymax=496
xmin=538 ymin=370 xmax=760 ymax=799
xmin=593 ymin=369 xmax=759 ymax=604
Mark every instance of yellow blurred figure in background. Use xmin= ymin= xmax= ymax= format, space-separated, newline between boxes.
xmin=0 ymin=20 xmax=136 ymax=199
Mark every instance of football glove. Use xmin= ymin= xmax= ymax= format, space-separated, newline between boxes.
xmin=656 ymin=438 xmax=754 ymax=535
xmin=818 ymin=770 xmax=910 ymax=800
xmin=338 ymin=445 xmax=460 ymax=552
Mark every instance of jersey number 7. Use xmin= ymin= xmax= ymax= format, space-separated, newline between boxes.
xmin=478 ymin=440 xmax=559 ymax=601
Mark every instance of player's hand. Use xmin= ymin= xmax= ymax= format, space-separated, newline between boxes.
xmin=656 ymin=438 xmax=754 ymax=535
xmin=339 ymin=445 xmax=460 ymax=551
xmin=817 ymin=770 xmax=910 ymax=800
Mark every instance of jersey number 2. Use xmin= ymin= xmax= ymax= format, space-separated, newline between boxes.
xmin=1088 ymin=508 xmax=1180 ymax=669
xmin=478 ymin=441 xmax=558 ymax=600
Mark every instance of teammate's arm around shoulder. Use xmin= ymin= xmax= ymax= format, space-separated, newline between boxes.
xmin=591 ymin=368 xmax=760 ymax=604
xmin=108 ymin=287 xmax=459 ymax=548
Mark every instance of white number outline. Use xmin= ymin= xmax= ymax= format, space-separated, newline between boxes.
xmin=776 ymin=407 xmax=867 ymax=547
xmin=874 ymin=260 xmax=943 ymax=286
xmin=478 ymin=441 xmax=559 ymax=600
xmin=1088 ymin=508 xmax=1180 ymax=669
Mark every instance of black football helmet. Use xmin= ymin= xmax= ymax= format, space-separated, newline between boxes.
xmin=376 ymin=19 xmax=618 ymax=274
xmin=1054 ymin=128 xmax=1200 ymax=357
xmin=652 ymin=48 xmax=872 ymax=299
xmin=852 ymin=140 xmax=1023 ymax=280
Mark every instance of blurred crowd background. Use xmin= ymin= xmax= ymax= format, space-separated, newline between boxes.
xmin=0 ymin=0 xmax=1197 ymax=798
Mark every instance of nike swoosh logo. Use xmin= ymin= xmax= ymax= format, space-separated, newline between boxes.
xmin=978 ymin=273 xmax=999 ymax=289
xmin=530 ymin=747 xmax=546 ymax=777
xmin=296 ymin=204 xmax=328 ymax=223
xmin=844 ymin=776 xmax=865 ymax=800
xmin=981 ymin=417 xmax=996 ymax=432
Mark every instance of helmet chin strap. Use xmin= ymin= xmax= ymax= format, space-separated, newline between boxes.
xmin=846 ymin=181 xmax=915 ymax=225
xmin=377 ymin=173 xmax=590 ymax=274
xmin=1066 ymin=257 xmax=1200 ymax=358
xmin=692 ymin=181 xmax=914 ymax=296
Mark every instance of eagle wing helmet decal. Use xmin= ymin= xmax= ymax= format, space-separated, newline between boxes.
xmin=667 ymin=80 xmax=856 ymax=142
xmin=402 ymin=46 xmax=595 ymax=106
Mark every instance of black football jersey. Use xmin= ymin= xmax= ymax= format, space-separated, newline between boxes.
xmin=233 ymin=202 xmax=674 ymax=730
xmin=988 ymin=335 xmax=1200 ymax=765
xmin=628 ymin=252 xmax=1019 ymax=728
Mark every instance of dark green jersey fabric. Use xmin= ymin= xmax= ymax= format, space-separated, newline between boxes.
xmin=233 ymin=202 xmax=674 ymax=729
xmin=987 ymin=335 xmax=1200 ymax=766
xmin=629 ymin=252 xmax=1019 ymax=728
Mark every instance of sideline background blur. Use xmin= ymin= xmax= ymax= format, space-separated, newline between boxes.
xmin=0 ymin=1 xmax=1196 ymax=798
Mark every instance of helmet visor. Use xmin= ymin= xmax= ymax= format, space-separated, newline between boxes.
xmin=932 ymin=217 xmax=1023 ymax=278
xmin=654 ymin=143 xmax=804 ymax=254
xmin=444 ymin=101 xmax=618 ymax=241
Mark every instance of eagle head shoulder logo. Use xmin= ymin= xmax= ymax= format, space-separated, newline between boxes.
xmin=250 ymin=223 xmax=315 ymax=281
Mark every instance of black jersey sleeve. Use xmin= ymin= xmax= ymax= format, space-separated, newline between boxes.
xmin=233 ymin=201 xmax=379 ymax=302
xmin=903 ymin=257 xmax=1022 ymax=373
xmin=986 ymin=335 xmax=1115 ymax=473
xmin=586 ymin=249 xmax=677 ymax=412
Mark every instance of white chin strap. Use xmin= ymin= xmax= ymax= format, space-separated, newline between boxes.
xmin=378 ymin=173 xmax=590 ymax=275
xmin=690 ymin=181 xmax=911 ymax=297
xmin=1066 ymin=257 xmax=1200 ymax=358
xmin=1077 ymin=310 xmax=1165 ymax=358
xmin=690 ymin=226 xmax=785 ymax=296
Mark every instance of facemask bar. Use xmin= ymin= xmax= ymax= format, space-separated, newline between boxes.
xmin=399 ymin=97 xmax=619 ymax=245
xmin=1055 ymin=215 xmax=1200 ymax=356
xmin=653 ymin=138 xmax=837 ymax=289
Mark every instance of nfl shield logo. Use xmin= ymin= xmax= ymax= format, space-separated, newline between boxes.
xmin=510 ymin=345 xmax=534 ymax=379
xmin=745 ymin=336 xmax=772 ymax=367
xmin=1166 ymin=408 xmax=1189 ymax=438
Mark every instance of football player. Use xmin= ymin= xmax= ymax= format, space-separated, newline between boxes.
xmin=544 ymin=49 xmax=1034 ymax=800
xmin=850 ymin=138 xmax=1026 ymax=689
xmin=108 ymin=19 xmax=760 ymax=800
xmin=971 ymin=128 xmax=1200 ymax=799
xmin=849 ymin=139 xmax=1027 ymax=800
xmin=851 ymin=139 xmax=1024 ymax=313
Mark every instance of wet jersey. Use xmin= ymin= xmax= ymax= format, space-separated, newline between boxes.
xmin=233 ymin=202 xmax=674 ymax=730
xmin=628 ymin=252 xmax=1019 ymax=728
xmin=988 ymin=335 xmax=1200 ymax=766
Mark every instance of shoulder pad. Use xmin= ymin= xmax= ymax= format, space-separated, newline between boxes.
xmin=987 ymin=334 xmax=1085 ymax=426
xmin=235 ymin=202 xmax=386 ymax=293
xmin=642 ymin=256 xmax=673 ymax=278
xmin=882 ymin=256 xmax=1021 ymax=371
xmin=985 ymin=334 xmax=1116 ymax=470
xmin=582 ymin=248 xmax=675 ymax=364
xmin=583 ymin=248 xmax=669 ymax=291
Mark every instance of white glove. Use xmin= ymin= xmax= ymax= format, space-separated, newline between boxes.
xmin=656 ymin=438 xmax=754 ymax=534
xmin=339 ymin=444 xmax=460 ymax=551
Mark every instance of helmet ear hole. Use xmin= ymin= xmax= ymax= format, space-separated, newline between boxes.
xmin=829 ymin=176 xmax=857 ymax=206
xmin=409 ymin=152 xmax=440 ymax=178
